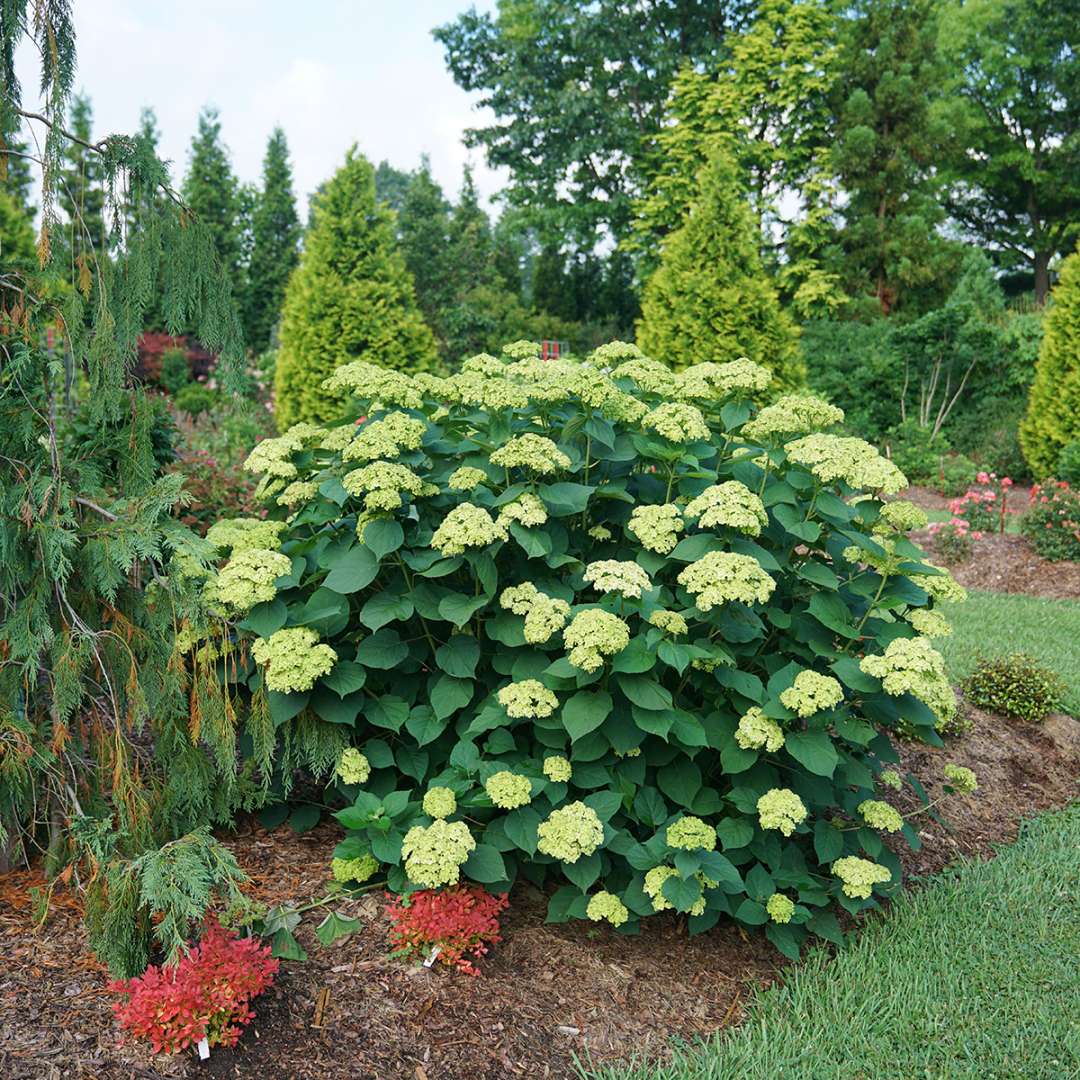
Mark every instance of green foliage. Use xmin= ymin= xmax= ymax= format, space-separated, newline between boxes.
xmin=1058 ymin=441 xmax=1080 ymax=485
xmin=637 ymin=148 xmax=804 ymax=389
xmin=1021 ymin=481 xmax=1080 ymax=562
xmin=214 ymin=342 xmax=965 ymax=953
xmin=884 ymin=420 xmax=952 ymax=488
xmin=1020 ymin=249 xmax=1080 ymax=477
xmin=939 ymin=0 xmax=1080 ymax=302
xmin=274 ymin=148 xmax=438 ymax=429
xmin=829 ymin=0 xmax=960 ymax=314
xmin=182 ymin=107 xmax=242 ymax=281
xmin=962 ymin=653 xmax=1063 ymax=725
xmin=243 ymin=128 xmax=301 ymax=354
xmin=58 ymin=93 xmax=107 ymax=261
xmin=588 ymin=805 xmax=1080 ymax=1080
xmin=174 ymin=382 xmax=219 ymax=416
xmin=83 ymin=826 xmax=248 ymax=977
xmin=159 ymin=347 xmax=191 ymax=394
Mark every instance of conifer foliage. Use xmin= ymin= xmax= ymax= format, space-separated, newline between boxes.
xmin=637 ymin=146 xmax=805 ymax=388
xmin=274 ymin=148 xmax=438 ymax=428
xmin=1019 ymin=247 xmax=1080 ymax=477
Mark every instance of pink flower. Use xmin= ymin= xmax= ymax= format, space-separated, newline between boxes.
xmin=976 ymin=472 xmax=989 ymax=484
xmin=972 ymin=531 xmax=983 ymax=539
xmin=1002 ymin=477 xmax=1013 ymax=487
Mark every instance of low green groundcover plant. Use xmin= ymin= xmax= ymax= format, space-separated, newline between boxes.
xmin=963 ymin=653 xmax=1064 ymax=724
xmin=194 ymin=341 xmax=974 ymax=959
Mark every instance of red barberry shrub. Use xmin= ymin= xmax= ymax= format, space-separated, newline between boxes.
xmin=385 ymin=886 xmax=509 ymax=976
xmin=110 ymin=920 xmax=278 ymax=1054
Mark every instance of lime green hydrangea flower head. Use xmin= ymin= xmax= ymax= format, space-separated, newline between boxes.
xmin=497 ymin=493 xmax=548 ymax=528
xmin=648 ymin=610 xmax=689 ymax=635
xmin=784 ymin=433 xmax=908 ymax=494
xmin=485 ymin=771 xmax=533 ymax=809
xmin=735 ymin=707 xmax=785 ymax=752
xmin=875 ymin=500 xmax=929 ymax=533
xmin=588 ymin=524 xmax=613 ymax=541
xmin=422 ymin=787 xmax=457 ymax=820
xmin=443 ymin=370 xmax=532 ymax=410
xmin=675 ymin=358 xmax=771 ymax=400
xmin=684 ymin=481 xmax=768 ymax=536
xmin=944 ymin=763 xmax=978 ymax=794
xmin=780 ymin=670 xmax=845 ymax=717
xmin=583 ymin=559 xmax=652 ymax=599
xmin=643 ymin=401 xmax=710 ymax=444
xmin=906 ymin=608 xmax=952 ymax=637
xmin=586 ymin=890 xmax=630 ymax=927
xmin=910 ymin=566 xmax=968 ymax=604
xmin=879 ymin=769 xmax=903 ymax=791
xmin=331 ymin=854 xmax=379 ymax=884
xmin=563 ymin=609 xmax=632 ymax=672
xmin=841 ymin=536 xmax=905 ymax=577
xmin=322 ymin=361 xmax=423 ymax=409
xmin=341 ymin=411 xmax=427 ymax=463
xmin=500 ymin=584 xmax=572 ymax=644
xmin=665 ymin=816 xmax=717 ymax=851
xmin=401 ymin=819 xmax=476 ymax=888
xmin=858 ymin=800 xmax=904 ymax=833
xmin=206 ymin=517 xmax=286 ymax=554
xmin=243 ymin=427 xmax=316 ymax=479
xmin=277 ymin=480 xmax=320 ymax=509
xmin=431 ymin=503 xmax=508 ymax=556
xmin=462 ymin=352 xmax=506 ymax=374
xmin=500 ymin=582 xmax=540 ymax=614
xmin=610 ymin=356 xmax=680 ymax=396
xmin=677 ymin=551 xmax=776 ymax=612
xmin=757 ymin=788 xmax=808 ymax=836
xmin=832 ymin=855 xmax=891 ymax=899
xmin=860 ymin=636 xmax=957 ymax=731
xmin=627 ymin=503 xmax=685 ymax=554
xmin=498 ymin=679 xmax=559 ymax=719
xmin=336 ymin=748 xmax=371 ymax=785
xmin=543 ymin=756 xmax=572 ymax=783
xmin=502 ymin=339 xmax=541 ymax=360
xmin=644 ymin=866 xmax=708 ymax=915
xmin=766 ymin=892 xmax=795 ymax=924
xmin=447 ymin=466 xmax=490 ymax=492
xmin=536 ymin=802 xmax=604 ymax=863
xmin=743 ymin=394 xmax=845 ymax=441
xmin=342 ymin=461 xmax=428 ymax=511
xmin=490 ymin=433 xmax=571 ymax=474
xmin=319 ymin=424 xmax=358 ymax=452
xmin=251 ymin=627 xmax=337 ymax=694
xmin=210 ymin=549 xmax=292 ymax=613
xmin=589 ymin=340 xmax=644 ymax=367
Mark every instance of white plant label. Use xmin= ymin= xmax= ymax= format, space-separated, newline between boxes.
xmin=422 ymin=945 xmax=442 ymax=968
xmin=197 ymin=1037 xmax=210 ymax=1060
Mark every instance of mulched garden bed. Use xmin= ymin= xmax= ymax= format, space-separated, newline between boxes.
xmin=2 ymin=707 xmax=1077 ymax=1080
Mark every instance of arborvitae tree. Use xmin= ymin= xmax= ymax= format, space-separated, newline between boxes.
xmin=183 ymin=106 xmax=241 ymax=282
xmin=447 ymin=166 xmax=495 ymax=294
xmin=830 ymin=0 xmax=958 ymax=314
xmin=59 ymin=93 xmax=106 ymax=258
xmin=374 ymin=159 xmax=413 ymax=214
xmin=275 ymin=148 xmax=439 ymax=428
xmin=637 ymin=145 xmax=804 ymax=386
xmin=1019 ymin=248 xmax=1080 ymax=477
xmin=1 ymin=114 xmax=35 ymax=212
xmin=244 ymin=127 xmax=300 ymax=353
xmin=398 ymin=159 xmax=454 ymax=345
xmin=1 ymin=2 xmax=246 ymax=887
xmin=492 ymin=210 xmax=530 ymax=295
xmin=531 ymin=242 xmax=574 ymax=321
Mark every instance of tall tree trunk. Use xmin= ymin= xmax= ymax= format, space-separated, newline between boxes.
xmin=1034 ymin=250 xmax=1051 ymax=306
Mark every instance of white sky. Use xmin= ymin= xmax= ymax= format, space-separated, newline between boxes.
xmin=16 ymin=0 xmax=503 ymax=214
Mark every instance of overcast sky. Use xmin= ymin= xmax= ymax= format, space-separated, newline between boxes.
xmin=18 ymin=0 xmax=503 ymax=214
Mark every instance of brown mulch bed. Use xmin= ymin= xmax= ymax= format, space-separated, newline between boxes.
xmin=2 ymin=709 xmax=1077 ymax=1080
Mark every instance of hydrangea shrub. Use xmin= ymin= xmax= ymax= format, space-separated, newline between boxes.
xmin=214 ymin=341 xmax=969 ymax=959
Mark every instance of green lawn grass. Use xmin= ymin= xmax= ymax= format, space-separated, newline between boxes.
xmin=938 ymin=590 xmax=1080 ymax=715
xmin=586 ymin=805 xmax=1080 ymax=1080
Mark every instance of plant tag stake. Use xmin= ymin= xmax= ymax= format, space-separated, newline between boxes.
xmin=422 ymin=945 xmax=441 ymax=968
xmin=197 ymin=1037 xmax=210 ymax=1061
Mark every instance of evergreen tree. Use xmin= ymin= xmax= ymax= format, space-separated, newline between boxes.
xmin=637 ymin=145 xmax=804 ymax=387
xmin=447 ymin=166 xmax=496 ymax=294
xmin=830 ymin=0 xmax=958 ymax=314
xmin=183 ymin=106 xmax=241 ymax=281
xmin=531 ymin=242 xmax=574 ymax=322
xmin=1019 ymin=247 xmax=1080 ymax=477
xmin=59 ymin=93 xmax=106 ymax=259
xmin=244 ymin=127 xmax=301 ymax=353
xmin=0 ymin=115 xmax=35 ymax=212
xmin=374 ymin=159 xmax=413 ymax=214
xmin=398 ymin=159 xmax=454 ymax=346
xmin=275 ymin=148 xmax=438 ymax=428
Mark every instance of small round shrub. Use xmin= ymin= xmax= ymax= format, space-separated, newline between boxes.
xmin=884 ymin=420 xmax=944 ymax=486
xmin=928 ymin=520 xmax=974 ymax=563
xmin=1021 ymin=480 xmax=1080 ymax=561
xmin=174 ymin=383 xmax=219 ymax=417
xmin=1057 ymin=440 xmax=1080 ymax=485
xmin=159 ymin=347 xmax=192 ymax=394
xmin=212 ymin=342 xmax=970 ymax=958
xmin=963 ymin=654 xmax=1064 ymax=723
